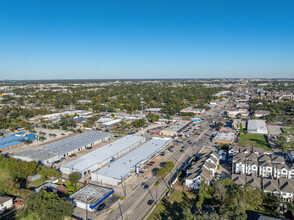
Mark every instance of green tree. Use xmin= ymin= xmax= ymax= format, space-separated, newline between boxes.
xmin=69 ymin=172 xmax=81 ymax=190
xmin=19 ymin=190 xmax=74 ymax=220
xmin=156 ymin=168 xmax=167 ymax=179
xmin=196 ymin=181 xmax=214 ymax=210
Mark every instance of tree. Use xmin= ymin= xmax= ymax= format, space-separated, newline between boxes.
xmin=69 ymin=172 xmax=81 ymax=190
xmin=19 ymin=190 xmax=74 ymax=220
xmin=163 ymin=161 xmax=175 ymax=171
xmin=134 ymin=118 xmax=146 ymax=128
xmin=0 ymin=179 xmax=20 ymax=196
xmin=196 ymin=181 xmax=214 ymax=210
xmin=156 ymin=168 xmax=167 ymax=179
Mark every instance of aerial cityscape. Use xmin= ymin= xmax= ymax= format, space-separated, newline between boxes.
xmin=0 ymin=1 xmax=294 ymax=220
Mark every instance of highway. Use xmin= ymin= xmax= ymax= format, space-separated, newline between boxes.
xmin=102 ymin=101 xmax=230 ymax=220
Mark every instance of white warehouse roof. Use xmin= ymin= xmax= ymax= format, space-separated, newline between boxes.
xmin=42 ymin=131 xmax=111 ymax=156
xmin=61 ymin=135 xmax=146 ymax=173
xmin=93 ymin=137 xmax=172 ymax=181
xmin=14 ymin=131 xmax=111 ymax=163
xmin=247 ymin=120 xmax=268 ymax=134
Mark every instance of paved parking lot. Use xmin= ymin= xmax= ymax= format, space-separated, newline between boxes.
xmin=72 ymin=195 xmax=120 ymax=220
xmin=267 ymin=125 xmax=282 ymax=135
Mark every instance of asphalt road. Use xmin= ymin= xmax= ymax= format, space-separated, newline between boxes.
xmin=103 ymin=101 xmax=230 ymax=220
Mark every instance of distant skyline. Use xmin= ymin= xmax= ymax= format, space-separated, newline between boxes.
xmin=0 ymin=0 xmax=293 ymax=80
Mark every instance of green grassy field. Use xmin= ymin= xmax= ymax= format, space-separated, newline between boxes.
xmin=282 ymin=128 xmax=294 ymax=134
xmin=148 ymin=190 xmax=196 ymax=220
xmin=31 ymin=178 xmax=45 ymax=187
xmin=0 ymin=167 xmax=11 ymax=180
xmin=239 ymin=134 xmax=270 ymax=150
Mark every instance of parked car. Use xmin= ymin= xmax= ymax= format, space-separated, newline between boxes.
xmin=147 ymin=200 xmax=154 ymax=205
xmin=96 ymin=203 xmax=105 ymax=211
xmin=150 ymin=161 xmax=155 ymax=164
xmin=61 ymin=133 xmax=65 ymax=135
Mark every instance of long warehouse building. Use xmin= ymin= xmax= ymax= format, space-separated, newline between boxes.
xmin=91 ymin=137 xmax=172 ymax=186
xmin=60 ymin=135 xmax=146 ymax=177
xmin=14 ymin=131 xmax=112 ymax=165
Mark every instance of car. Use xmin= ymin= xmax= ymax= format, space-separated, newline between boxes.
xmin=86 ymin=147 xmax=92 ymax=150
xmin=150 ymin=161 xmax=155 ymax=164
xmin=141 ymin=182 xmax=149 ymax=189
xmin=147 ymin=200 xmax=154 ymax=205
xmin=96 ymin=203 xmax=105 ymax=211
xmin=61 ymin=133 xmax=65 ymax=135
xmin=142 ymin=166 xmax=148 ymax=170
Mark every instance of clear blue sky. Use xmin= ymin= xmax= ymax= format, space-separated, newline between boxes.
xmin=0 ymin=0 xmax=293 ymax=79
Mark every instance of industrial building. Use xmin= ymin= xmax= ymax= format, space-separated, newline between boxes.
xmin=14 ymin=131 xmax=111 ymax=165
xmin=42 ymin=110 xmax=92 ymax=120
xmin=68 ymin=184 xmax=114 ymax=212
xmin=160 ymin=121 xmax=191 ymax=136
xmin=60 ymin=135 xmax=146 ymax=176
xmin=101 ymin=119 xmax=122 ymax=128
xmin=91 ymin=137 xmax=172 ymax=186
xmin=213 ymin=132 xmax=235 ymax=144
xmin=247 ymin=120 xmax=268 ymax=134
xmin=0 ymin=132 xmax=37 ymax=151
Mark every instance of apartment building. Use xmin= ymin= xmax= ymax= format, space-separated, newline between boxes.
xmin=185 ymin=150 xmax=220 ymax=189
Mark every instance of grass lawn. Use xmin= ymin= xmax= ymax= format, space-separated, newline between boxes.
xmin=31 ymin=178 xmax=45 ymax=187
xmin=282 ymin=128 xmax=294 ymax=134
xmin=239 ymin=134 xmax=270 ymax=150
xmin=148 ymin=190 xmax=196 ymax=220
xmin=0 ymin=167 xmax=11 ymax=180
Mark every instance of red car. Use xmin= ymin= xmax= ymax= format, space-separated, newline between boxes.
xmin=61 ymin=133 xmax=65 ymax=135
xmin=150 ymin=161 xmax=155 ymax=164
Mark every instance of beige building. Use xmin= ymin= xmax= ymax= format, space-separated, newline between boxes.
xmin=212 ymin=132 xmax=235 ymax=144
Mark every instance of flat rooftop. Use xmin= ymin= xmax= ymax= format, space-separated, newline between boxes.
xmin=14 ymin=131 xmax=111 ymax=162
xmin=69 ymin=184 xmax=113 ymax=206
xmin=15 ymin=149 xmax=57 ymax=161
xmin=162 ymin=121 xmax=190 ymax=132
xmin=94 ymin=137 xmax=172 ymax=180
xmin=214 ymin=132 xmax=235 ymax=141
xmin=42 ymin=131 xmax=111 ymax=156
xmin=61 ymin=135 xmax=146 ymax=172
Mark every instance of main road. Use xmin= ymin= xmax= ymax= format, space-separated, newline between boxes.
xmin=102 ymin=100 xmax=231 ymax=220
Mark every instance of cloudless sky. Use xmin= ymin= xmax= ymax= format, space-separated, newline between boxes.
xmin=0 ymin=0 xmax=293 ymax=79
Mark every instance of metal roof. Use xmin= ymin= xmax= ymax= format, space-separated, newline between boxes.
xmin=0 ymin=135 xmax=25 ymax=149
xmin=94 ymin=137 xmax=172 ymax=180
xmin=14 ymin=131 xmax=111 ymax=162
xmin=248 ymin=120 xmax=268 ymax=133
xmin=14 ymin=149 xmax=58 ymax=161
xmin=61 ymin=135 xmax=146 ymax=172
xmin=162 ymin=121 xmax=190 ymax=132
xmin=42 ymin=131 xmax=111 ymax=156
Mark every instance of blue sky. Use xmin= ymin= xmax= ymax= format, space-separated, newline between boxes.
xmin=0 ymin=0 xmax=293 ymax=79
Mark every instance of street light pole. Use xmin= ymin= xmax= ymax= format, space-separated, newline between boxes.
xmin=86 ymin=195 xmax=89 ymax=220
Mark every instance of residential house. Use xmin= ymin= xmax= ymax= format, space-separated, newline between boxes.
xmin=279 ymin=178 xmax=294 ymax=202
xmin=0 ymin=195 xmax=13 ymax=214
xmin=263 ymin=178 xmax=279 ymax=195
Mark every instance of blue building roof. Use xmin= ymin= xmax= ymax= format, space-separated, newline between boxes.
xmin=0 ymin=135 xmax=26 ymax=149
xmin=74 ymin=117 xmax=85 ymax=121
xmin=26 ymin=133 xmax=38 ymax=141
xmin=0 ymin=130 xmax=14 ymax=135
xmin=15 ymin=131 xmax=26 ymax=135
